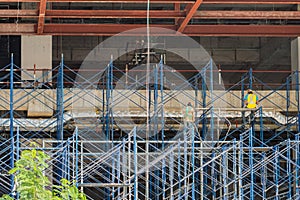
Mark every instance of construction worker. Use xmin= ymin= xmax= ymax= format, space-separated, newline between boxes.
xmin=183 ymin=102 xmax=195 ymax=128
xmin=244 ymin=89 xmax=259 ymax=109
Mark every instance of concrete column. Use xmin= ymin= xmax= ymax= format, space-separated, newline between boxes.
xmin=21 ymin=35 xmax=52 ymax=86
xmin=291 ymin=37 xmax=300 ymax=90
xmin=291 ymin=38 xmax=300 ymax=72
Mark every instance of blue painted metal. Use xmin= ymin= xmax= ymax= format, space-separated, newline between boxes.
xmin=75 ymin=127 xmax=79 ymax=187
xmin=239 ymin=134 xmax=244 ymax=199
xmin=56 ymin=54 xmax=64 ymax=183
xmin=296 ymin=71 xmax=300 ymax=133
xmin=275 ymin=146 xmax=279 ymax=200
xmin=287 ymin=139 xmax=292 ymax=199
xmin=191 ymin=128 xmax=195 ymax=200
xmin=249 ymin=68 xmax=253 ymax=90
xmin=154 ymin=64 xmax=159 ymax=200
xmin=133 ymin=127 xmax=138 ymax=200
xmin=183 ymin=132 xmax=188 ymax=199
xmin=169 ymin=152 xmax=174 ymax=200
xmin=222 ymin=146 xmax=227 ymax=200
xmin=296 ymin=135 xmax=300 ymax=196
xmin=261 ymin=152 xmax=266 ymax=199
xmin=259 ymin=107 xmax=263 ymax=144
xmin=177 ymin=140 xmax=181 ymax=198
xmin=201 ymin=68 xmax=207 ymax=139
xmin=211 ymin=152 xmax=216 ymax=200
xmin=249 ymin=127 xmax=254 ymax=200
xmin=160 ymin=58 xmax=164 ymax=148
xmin=209 ymin=59 xmax=214 ymax=142
xmin=233 ymin=139 xmax=237 ymax=200
xmin=56 ymin=54 xmax=64 ymax=141
xmin=9 ymin=53 xmax=14 ymax=194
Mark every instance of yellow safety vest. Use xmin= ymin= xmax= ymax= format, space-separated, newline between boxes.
xmin=247 ymin=94 xmax=257 ymax=108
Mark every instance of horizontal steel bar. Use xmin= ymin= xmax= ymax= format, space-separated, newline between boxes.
xmin=0 ymin=0 xmax=298 ymax=3
xmin=1 ymin=10 xmax=300 ymax=20
xmin=0 ymin=23 xmax=299 ymax=36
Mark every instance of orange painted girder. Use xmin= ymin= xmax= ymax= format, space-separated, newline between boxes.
xmin=0 ymin=23 xmax=299 ymax=36
xmin=0 ymin=0 xmax=298 ymax=3
xmin=1 ymin=10 xmax=300 ymax=19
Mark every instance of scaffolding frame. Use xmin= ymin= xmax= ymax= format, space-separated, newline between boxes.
xmin=0 ymin=54 xmax=299 ymax=199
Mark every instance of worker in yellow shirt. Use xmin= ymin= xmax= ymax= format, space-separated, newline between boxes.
xmin=244 ymin=89 xmax=259 ymax=109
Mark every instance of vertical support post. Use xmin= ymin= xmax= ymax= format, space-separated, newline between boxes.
xmin=259 ymin=107 xmax=263 ymax=144
xmin=233 ymin=139 xmax=237 ymax=200
xmin=201 ymin=69 xmax=206 ymax=139
xmin=287 ymin=139 xmax=292 ymax=199
xmin=249 ymin=68 xmax=253 ymax=90
xmin=211 ymin=152 xmax=216 ymax=200
xmin=210 ymin=59 xmax=214 ymax=142
xmin=239 ymin=135 xmax=244 ymax=199
xmin=222 ymin=146 xmax=228 ymax=200
xmin=133 ymin=127 xmax=138 ymax=200
xmin=169 ymin=152 xmax=174 ymax=200
xmin=296 ymin=135 xmax=300 ymax=197
xmin=80 ymin=141 xmax=83 ymax=193
xmin=75 ymin=127 xmax=79 ymax=187
xmin=106 ymin=57 xmax=113 ymax=141
xmin=160 ymin=57 xmax=164 ymax=147
xmin=200 ymin=141 xmax=204 ymax=200
xmin=153 ymin=64 xmax=159 ymax=200
xmin=122 ymin=138 xmax=126 ymax=200
xmin=56 ymin=54 xmax=64 ymax=182
xmin=183 ymin=131 xmax=188 ymax=200
xmin=117 ymin=145 xmax=121 ymax=198
xmin=162 ymin=156 xmax=166 ymax=200
xmin=9 ymin=53 xmax=14 ymax=194
xmin=128 ymin=132 xmax=132 ymax=200
xmin=191 ymin=128 xmax=195 ymax=200
xmin=296 ymin=71 xmax=300 ymax=133
xmin=177 ymin=140 xmax=181 ymax=198
xmin=16 ymin=126 xmax=19 ymax=161
xmin=261 ymin=152 xmax=266 ymax=199
xmin=275 ymin=146 xmax=279 ymax=200
xmin=56 ymin=54 xmax=64 ymax=141
xmin=249 ymin=127 xmax=254 ymax=200
xmin=160 ymin=57 xmax=166 ymax=200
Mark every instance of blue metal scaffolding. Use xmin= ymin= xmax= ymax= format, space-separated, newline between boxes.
xmin=0 ymin=54 xmax=300 ymax=199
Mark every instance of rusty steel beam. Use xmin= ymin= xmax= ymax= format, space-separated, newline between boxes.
xmin=177 ymin=0 xmax=203 ymax=32
xmin=0 ymin=24 xmax=35 ymax=34
xmin=202 ymin=0 xmax=300 ymax=3
xmin=0 ymin=10 xmax=37 ymax=17
xmin=46 ymin=10 xmax=185 ymax=18
xmin=0 ymin=0 xmax=194 ymax=3
xmin=184 ymin=24 xmax=300 ymax=36
xmin=193 ymin=10 xmax=300 ymax=19
xmin=0 ymin=0 xmax=298 ymax=3
xmin=0 ymin=23 xmax=299 ymax=36
xmin=174 ymin=3 xmax=181 ymax=25
xmin=0 ymin=9 xmax=300 ymax=19
xmin=37 ymin=0 xmax=47 ymax=34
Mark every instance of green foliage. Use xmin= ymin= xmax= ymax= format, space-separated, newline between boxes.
xmin=0 ymin=194 xmax=14 ymax=200
xmin=0 ymin=145 xmax=86 ymax=200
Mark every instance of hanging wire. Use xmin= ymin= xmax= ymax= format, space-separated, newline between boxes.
xmin=145 ymin=0 xmax=151 ymax=199
xmin=16 ymin=0 xmax=20 ymax=31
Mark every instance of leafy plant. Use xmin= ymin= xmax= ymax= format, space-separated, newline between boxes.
xmin=0 ymin=145 xmax=86 ymax=200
